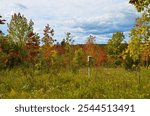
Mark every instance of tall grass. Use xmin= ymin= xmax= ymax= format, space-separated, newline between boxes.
xmin=0 ymin=67 xmax=150 ymax=99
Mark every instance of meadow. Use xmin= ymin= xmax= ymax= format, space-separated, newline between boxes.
xmin=0 ymin=66 xmax=150 ymax=99
xmin=0 ymin=1 xmax=149 ymax=99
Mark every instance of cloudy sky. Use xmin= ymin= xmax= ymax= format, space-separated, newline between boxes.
xmin=0 ymin=0 xmax=139 ymax=44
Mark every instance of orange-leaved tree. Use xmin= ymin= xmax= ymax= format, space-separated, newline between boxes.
xmin=41 ymin=24 xmax=57 ymax=68
xmin=0 ymin=16 xmax=10 ymax=68
xmin=25 ymin=32 xmax=40 ymax=63
xmin=84 ymin=35 xmax=97 ymax=65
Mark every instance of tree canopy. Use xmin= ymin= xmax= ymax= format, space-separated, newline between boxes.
xmin=129 ymin=0 xmax=150 ymax=12
xmin=107 ymin=32 xmax=127 ymax=56
xmin=8 ymin=13 xmax=34 ymax=46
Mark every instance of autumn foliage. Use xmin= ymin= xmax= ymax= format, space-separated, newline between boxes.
xmin=0 ymin=7 xmax=149 ymax=71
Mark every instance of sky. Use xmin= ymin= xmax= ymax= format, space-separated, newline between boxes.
xmin=0 ymin=0 xmax=139 ymax=44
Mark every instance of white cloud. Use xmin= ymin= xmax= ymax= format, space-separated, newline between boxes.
xmin=0 ymin=0 xmax=139 ymax=44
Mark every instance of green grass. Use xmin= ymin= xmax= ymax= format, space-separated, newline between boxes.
xmin=0 ymin=67 xmax=150 ymax=99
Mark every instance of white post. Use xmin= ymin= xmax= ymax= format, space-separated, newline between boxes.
xmin=87 ymin=56 xmax=91 ymax=79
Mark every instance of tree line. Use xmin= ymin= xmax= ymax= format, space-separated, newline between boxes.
xmin=0 ymin=0 xmax=149 ymax=71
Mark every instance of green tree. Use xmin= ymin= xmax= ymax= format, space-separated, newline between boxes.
xmin=7 ymin=13 xmax=38 ymax=66
xmin=61 ymin=32 xmax=74 ymax=67
xmin=8 ymin=13 xmax=34 ymax=46
xmin=107 ymin=32 xmax=127 ymax=56
xmin=72 ymin=48 xmax=83 ymax=69
xmin=107 ymin=32 xmax=127 ymax=66
xmin=123 ymin=12 xmax=150 ymax=83
xmin=129 ymin=0 xmax=150 ymax=12
xmin=124 ymin=12 xmax=150 ymax=65
xmin=128 ymin=0 xmax=150 ymax=66
xmin=61 ymin=32 xmax=74 ymax=46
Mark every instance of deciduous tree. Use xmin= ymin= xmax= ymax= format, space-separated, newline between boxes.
xmin=7 ymin=13 xmax=38 ymax=66
xmin=8 ymin=13 xmax=34 ymax=46
xmin=106 ymin=32 xmax=127 ymax=66
xmin=125 ymin=12 xmax=150 ymax=65
xmin=129 ymin=0 xmax=150 ymax=12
